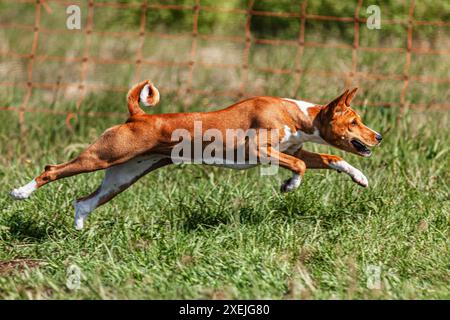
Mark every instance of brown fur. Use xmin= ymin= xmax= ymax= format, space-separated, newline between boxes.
xmin=30 ymin=82 xmax=380 ymax=202
xmin=126 ymin=80 xmax=160 ymax=116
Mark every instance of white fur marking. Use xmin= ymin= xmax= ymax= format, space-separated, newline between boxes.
xmin=73 ymin=154 xmax=167 ymax=229
xmin=279 ymin=125 xmax=327 ymax=154
xmin=280 ymin=99 xmax=328 ymax=153
xmin=281 ymin=173 xmax=302 ymax=192
xmin=329 ymin=160 xmax=368 ymax=187
xmin=283 ymin=98 xmax=315 ymax=116
xmin=10 ymin=179 xmax=37 ymax=200
xmin=139 ymin=84 xmax=151 ymax=107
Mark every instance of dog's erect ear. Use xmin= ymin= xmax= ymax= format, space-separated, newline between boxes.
xmin=345 ymin=87 xmax=358 ymax=106
xmin=325 ymin=89 xmax=349 ymax=116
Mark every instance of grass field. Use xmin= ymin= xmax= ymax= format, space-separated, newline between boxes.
xmin=0 ymin=0 xmax=449 ymax=300
xmin=0 ymin=103 xmax=448 ymax=299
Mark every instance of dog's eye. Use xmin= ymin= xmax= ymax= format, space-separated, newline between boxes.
xmin=351 ymin=119 xmax=357 ymax=126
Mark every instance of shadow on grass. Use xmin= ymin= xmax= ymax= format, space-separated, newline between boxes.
xmin=270 ymin=191 xmax=361 ymax=228
xmin=4 ymin=212 xmax=51 ymax=243
xmin=172 ymin=202 xmax=231 ymax=232
xmin=165 ymin=197 xmax=269 ymax=232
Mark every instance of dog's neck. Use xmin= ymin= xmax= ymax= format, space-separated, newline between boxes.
xmin=285 ymin=99 xmax=325 ymax=135
xmin=280 ymin=99 xmax=329 ymax=147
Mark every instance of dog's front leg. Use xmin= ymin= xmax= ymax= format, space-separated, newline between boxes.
xmin=294 ymin=149 xmax=368 ymax=187
xmin=259 ymin=147 xmax=307 ymax=192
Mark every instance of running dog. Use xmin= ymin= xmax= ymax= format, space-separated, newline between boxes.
xmin=10 ymin=80 xmax=382 ymax=229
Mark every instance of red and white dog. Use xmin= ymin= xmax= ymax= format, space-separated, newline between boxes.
xmin=10 ymin=80 xmax=382 ymax=229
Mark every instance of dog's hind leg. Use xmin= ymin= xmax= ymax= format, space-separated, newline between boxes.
xmin=10 ymin=124 xmax=155 ymax=200
xmin=73 ymin=155 xmax=171 ymax=230
xmin=9 ymin=152 xmax=110 ymax=200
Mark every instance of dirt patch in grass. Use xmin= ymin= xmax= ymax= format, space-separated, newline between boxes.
xmin=0 ymin=259 xmax=43 ymax=275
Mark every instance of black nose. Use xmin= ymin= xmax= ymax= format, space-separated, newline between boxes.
xmin=376 ymin=133 xmax=383 ymax=141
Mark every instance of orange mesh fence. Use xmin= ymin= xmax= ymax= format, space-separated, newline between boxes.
xmin=0 ymin=0 xmax=449 ymax=125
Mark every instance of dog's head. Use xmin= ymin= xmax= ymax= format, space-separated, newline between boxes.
xmin=318 ymin=88 xmax=382 ymax=157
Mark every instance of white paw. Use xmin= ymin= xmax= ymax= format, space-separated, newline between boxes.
xmin=10 ymin=188 xmax=29 ymax=200
xmin=73 ymin=200 xmax=91 ymax=230
xmin=280 ymin=174 xmax=302 ymax=193
xmin=350 ymin=169 xmax=369 ymax=188
xmin=329 ymin=161 xmax=368 ymax=188
xmin=74 ymin=216 xmax=85 ymax=230
xmin=10 ymin=180 xmax=37 ymax=200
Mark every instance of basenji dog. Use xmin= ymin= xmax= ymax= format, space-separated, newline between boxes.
xmin=10 ymin=80 xmax=382 ymax=229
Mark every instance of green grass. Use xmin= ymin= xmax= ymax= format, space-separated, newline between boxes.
xmin=0 ymin=0 xmax=449 ymax=300
xmin=0 ymin=104 xmax=448 ymax=299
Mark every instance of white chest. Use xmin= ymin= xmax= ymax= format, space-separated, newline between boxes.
xmin=279 ymin=126 xmax=327 ymax=154
xmin=280 ymin=98 xmax=327 ymax=153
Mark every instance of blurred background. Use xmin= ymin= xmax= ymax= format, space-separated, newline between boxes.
xmin=0 ymin=1 xmax=449 ymax=300
xmin=0 ymin=0 xmax=449 ymax=120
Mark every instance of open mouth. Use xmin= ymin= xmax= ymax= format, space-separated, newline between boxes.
xmin=351 ymin=139 xmax=372 ymax=156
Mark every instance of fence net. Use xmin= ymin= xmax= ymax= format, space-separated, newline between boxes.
xmin=0 ymin=0 xmax=449 ymax=126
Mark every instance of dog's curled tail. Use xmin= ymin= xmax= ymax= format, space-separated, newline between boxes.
xmin=127 ymin=80 xmax=160 ymax=116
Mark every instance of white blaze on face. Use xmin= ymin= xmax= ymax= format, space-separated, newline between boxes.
xmin=329 ymin=160 xmax=369 ymax=187
xmin=10 ymin=179 xmax=37 ymax=200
